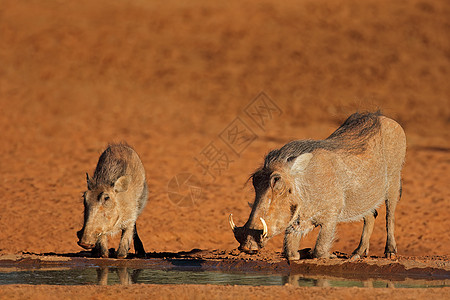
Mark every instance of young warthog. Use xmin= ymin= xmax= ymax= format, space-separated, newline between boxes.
xmin=77 ymin=143 xmax=148 ymax=258
xmin=229 ymin=112 xmax=406 ymax=260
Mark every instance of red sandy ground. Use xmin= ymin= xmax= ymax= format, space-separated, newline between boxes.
xmin=0 ymin=0 xmax=449 ymax=299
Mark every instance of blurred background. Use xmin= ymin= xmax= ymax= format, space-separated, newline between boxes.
xmin=0 ymin=0 xmax=448 ymax=257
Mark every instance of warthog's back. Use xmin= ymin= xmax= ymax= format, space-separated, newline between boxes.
xmin=263 ymin=112 xmax=404 ymax=167
xmin=92 ymin=143 xmax=147 ymax=212
xmin=263 ymin=112 xmax=384 ymax=167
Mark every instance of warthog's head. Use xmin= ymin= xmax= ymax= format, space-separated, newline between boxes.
xmin=229 ymin=153 xmax=312 ymax=253
xmin=77 ymin=173 xmax=131 ymax=249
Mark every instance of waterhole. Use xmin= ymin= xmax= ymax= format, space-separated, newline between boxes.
xmin=0 ymin=267 xmax=448 ymax=288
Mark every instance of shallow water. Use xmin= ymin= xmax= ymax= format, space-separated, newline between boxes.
xmin=0 ymin=267 xmax=448 ymax=288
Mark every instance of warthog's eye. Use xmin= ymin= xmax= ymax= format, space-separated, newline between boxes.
xmin=98 ymin=193 xmax=110 ymax=202
xmin=270 ymin=175 xmax=281 ymax=188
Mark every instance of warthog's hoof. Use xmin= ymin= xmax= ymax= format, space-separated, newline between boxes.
xmin=284 ymin=252 xmax=300 ymax=262
xmin=349 ymin=254 xmax=361 ymax=261
xmin=116 ymin=248 xmax=129 ymax=259
xmin=135 ymin=251 xmax=147 ymax=258
xmin=310 ymin=250 xmax=336 ymax=259
xmin=385 ymin=252 xmax=397 ymax=260
xmin=90 ymin=247 xmax=110 ymax=258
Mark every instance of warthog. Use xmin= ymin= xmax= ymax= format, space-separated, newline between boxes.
xmin=77 ymin=143 xmax=148 ymax=258
xmin=229 ymin=112 xmax=406 ymax=260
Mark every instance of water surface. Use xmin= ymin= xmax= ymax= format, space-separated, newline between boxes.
xmin=0 ymin=267 xmax=448 ymax=288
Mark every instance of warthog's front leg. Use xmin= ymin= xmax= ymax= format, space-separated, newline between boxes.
xmin=92 ymin=234 xmax=108 ymax=258
xmin=117 ymin=225 xmax=134 ymax=258
xmin=313 ymin=220 xmax=337 ymax=258
xmin=283 ymin=219 xmax=314 ymax=260
xmin=283 ymin=228 xmax=302 ymax=261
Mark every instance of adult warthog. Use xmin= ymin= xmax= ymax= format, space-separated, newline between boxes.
xmin=229 ymin=112 xmax=406 ymax=260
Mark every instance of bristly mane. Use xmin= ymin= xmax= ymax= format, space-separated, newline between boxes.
xmin=92 ymin=144 xmax=132 ymax=186
xmin=250 ymin=111 xmax=382 ymax=182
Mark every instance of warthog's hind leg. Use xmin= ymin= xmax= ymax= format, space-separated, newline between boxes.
xmin=133 ymin=224 xmax=146 ymax=258
xmin=350 ymin=210 xmax=377 ymax=260
xmin=385 ymin=178 xmax=401 ymax=259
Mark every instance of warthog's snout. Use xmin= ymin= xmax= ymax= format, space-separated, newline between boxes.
xmin=229 ymin=214 xmax=268 ymax=254
xmin=238 ymin=237 xmax=260 ymax=254
xmin=77 ymin=228 xmax=96 ymax=249
xmin=77 ymin=240 xmax=95 ymax=249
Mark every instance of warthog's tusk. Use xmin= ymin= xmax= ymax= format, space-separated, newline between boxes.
xmin=260 ymin=217 xmax=268 ymax=239
xmin=229 ymin=214 xmax=236 ymax=231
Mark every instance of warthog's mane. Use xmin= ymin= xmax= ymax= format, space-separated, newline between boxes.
xmin=92 ymin=143 xmax=133 ymax=187
xmin=251 ymin=111 xmax=382 ymax=184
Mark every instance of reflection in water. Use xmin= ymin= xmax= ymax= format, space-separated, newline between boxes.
xmin=96 ymin=267 xmax=142 ymax=285
xmin=0 ymin=268 xmax=448 ymax=288
xmin=283 ymin=275 xmax=398 ymax=288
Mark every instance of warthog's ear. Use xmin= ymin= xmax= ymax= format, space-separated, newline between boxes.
xmin=291 ymin=153 xmax=313 ymax=174
xmin=114 ymin=175 xmax=131 ymax=193
xmin=86 ymin=173 xmax=94 ymax=190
